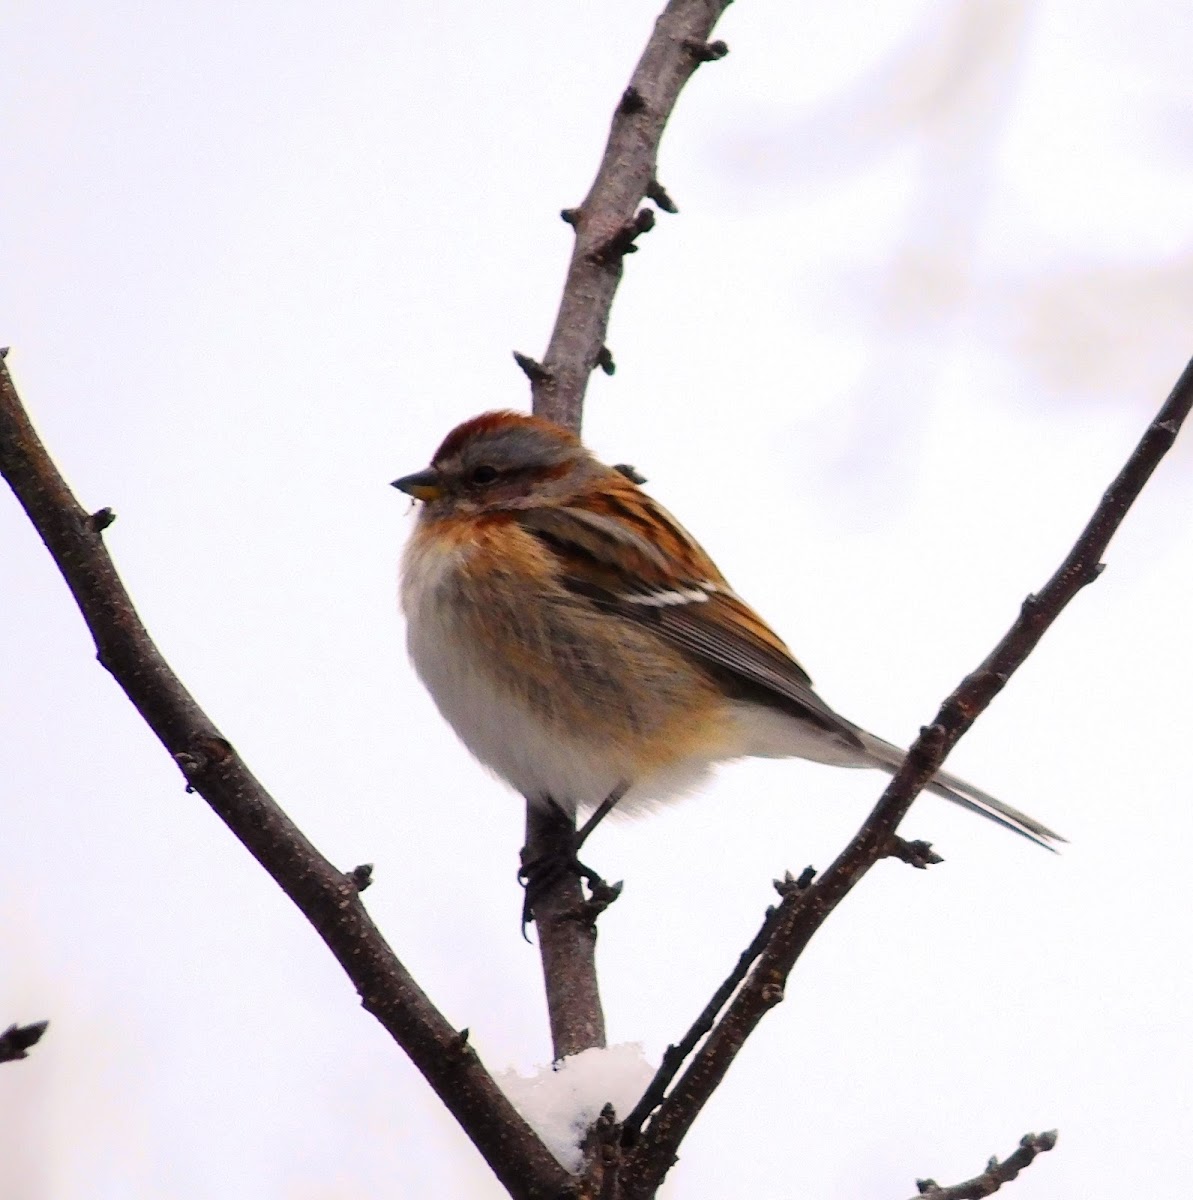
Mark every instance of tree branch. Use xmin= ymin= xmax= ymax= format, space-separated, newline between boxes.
xmin=620 ymin=868 xmax=815 ymax=1144
xmin=0 ymin=1020 xmax=49 ymax=1064
xmin=529 ymin=0 xmax=734 ymax=432
xmin=0 ymin=357 xmax=569 ymax=1200
xmin=911 ymin=1130 xmax=1058 ymax=1199
xmin=620 ymin=355 xmax=1193 ymax=1195
xmin=524 ymin=805 xmax=611 ymax=1059
xmin=520 ymin=0 xmax=735 ymax=1066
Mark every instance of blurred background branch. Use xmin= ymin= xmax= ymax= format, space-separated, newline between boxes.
xmin=910 ymin=1129 xmax=1058 ymax=1199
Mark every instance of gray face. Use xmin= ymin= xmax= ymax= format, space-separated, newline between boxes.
xmin=392 ymin=413 xmax=607 ymax=516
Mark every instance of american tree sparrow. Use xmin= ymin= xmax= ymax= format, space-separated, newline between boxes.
xmin=394 ymin=411 xmax=1061 ymax=849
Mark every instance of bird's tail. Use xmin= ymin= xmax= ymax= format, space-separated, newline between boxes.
xmin=856 ymin=732 xmax=1065 ymax=851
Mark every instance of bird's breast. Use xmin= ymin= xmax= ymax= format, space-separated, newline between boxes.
xmin=398 ymin=518 xmax=741 ymax=811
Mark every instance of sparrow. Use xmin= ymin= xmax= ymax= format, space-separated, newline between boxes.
xmin=393 ymin=410 xmax=1061 ymax=850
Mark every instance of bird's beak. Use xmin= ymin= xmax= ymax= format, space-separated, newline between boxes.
xmin=391 ymin=467 xmax=443 ymax=502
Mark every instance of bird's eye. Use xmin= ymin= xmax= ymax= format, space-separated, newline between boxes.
xmin=469 ymin=464 xmax=498 ymax=485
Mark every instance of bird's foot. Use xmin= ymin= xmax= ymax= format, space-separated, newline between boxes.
xmin=518 ymin=791 xmax=627 ymax=939
xmin=518 ymin=847 xmax=619 ymax=938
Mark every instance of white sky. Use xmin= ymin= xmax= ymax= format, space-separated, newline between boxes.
xmin=3 ymin=1 xmax=1192 ymax=1197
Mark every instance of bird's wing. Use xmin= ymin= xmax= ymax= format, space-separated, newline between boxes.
xmin=517 ymin=495 xmax=864 ymax=745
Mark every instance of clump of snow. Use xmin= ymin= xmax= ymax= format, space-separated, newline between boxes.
xmin=496 ymin=1043 xmax=656 ymax=1171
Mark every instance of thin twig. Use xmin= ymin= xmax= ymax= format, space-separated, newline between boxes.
xmin=523 ymin=0 xmax=735 ymax=1067
xmin=621 ymin=355 xmax=1193 ymax=1196
xmin=0 ymin=358 xmax=569 ymax=1200
xmin=0 ymin=1020 xmax=49 ymax=1064
xmin=620 ymin=869 xmax=815 ymax=1144
xmin=911 ymin=1130 xmax=1058 ymax=1199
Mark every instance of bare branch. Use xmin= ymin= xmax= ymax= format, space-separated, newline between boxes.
xmin=523 ymin=805 xmax=610 ymax=1060
xmin=0 ymin=358 xmax=569 ymax=1200
xmin=621 ymin=869 xmax=816 ymax=1144
xmin=521 ymin=0 xmax=735 ymax=1069
xmin=621 ymin=355 xmax=1193 ymax=1195
xmin=912 ymin=1130 xmax=1058 ymax=1199
xmin=530 ymin=0 xmax=734 ymax=431
xmin=0 ymin=1020 xmax=49 ymax=1064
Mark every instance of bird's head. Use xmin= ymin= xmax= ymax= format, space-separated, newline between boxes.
xmin=392 ymin=410 xmax=612 ymax=517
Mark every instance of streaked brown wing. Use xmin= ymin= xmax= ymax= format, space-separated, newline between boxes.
xmin=518 ymin=493 xmax=864 ymax=743
xmin=621 ymin=589 xmax=862 ymax=740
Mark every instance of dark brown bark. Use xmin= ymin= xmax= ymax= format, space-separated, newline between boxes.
xmin=0 ymin=357 xmax=569 ymax=1200
xmin=911 ymin=1130 xmax=1059 ymax=1199
xmin=5 ymin=0 xmax=1187 ymax=1178
xmin=0 ymin=1020 xmax=49 ymax=1064
xmin=616 ymin=357 xmax=1193 ymax=1196
xmin=524 ymin=805 xmax=609 ymax=1058
xmin=525 ymin=0 xmax=735 ymax=434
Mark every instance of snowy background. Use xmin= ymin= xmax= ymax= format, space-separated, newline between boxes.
xmin=3 ymin=1 xmax=1192 ymax=1196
